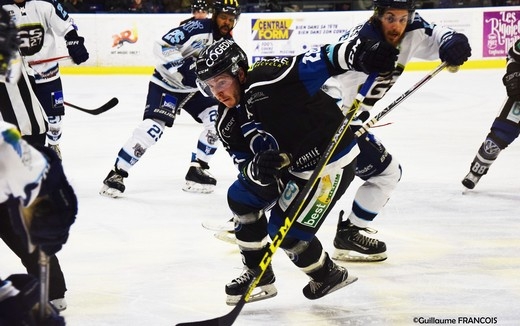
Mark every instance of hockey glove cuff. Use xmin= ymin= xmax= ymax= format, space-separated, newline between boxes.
xmin=65 ymin=30 xmax=89 ymax=65
xmin=178 ymin=57 xmax=197 ymax=88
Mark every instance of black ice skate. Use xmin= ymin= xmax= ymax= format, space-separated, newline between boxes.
xmin=225 ymin=264 xmax=277 ymax=306
xmin=99 ymin=167 xmax=128 ymax=198
xmin=332 ymin=211 xmax=387 ymax=262
xmin=183 ymin=159 xmax=216 ymax=194
xmin=461 ymin=171 xmax=482 ymax=190
xmin=302 ymin=258 xmax=358 ymax=300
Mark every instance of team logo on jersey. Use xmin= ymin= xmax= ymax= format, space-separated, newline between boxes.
xmin=163 ymin=29 xmax=186 ymax=45
xmin=252 ymin=19 xmax=293 ymax=41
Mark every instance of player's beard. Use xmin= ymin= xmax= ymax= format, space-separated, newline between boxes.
xmin=385 ymin=30 xmax=404 ymax=47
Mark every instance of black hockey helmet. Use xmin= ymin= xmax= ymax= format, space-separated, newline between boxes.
xmin=213 ymin=0 xmax=241 ymax=20
xmin=191 ymin=0 xmax=208 ymax=12
xmin=373 ymin=0 xmax=415 ymax=23
xmin=196 ymin=39 xmax=248 ymax=82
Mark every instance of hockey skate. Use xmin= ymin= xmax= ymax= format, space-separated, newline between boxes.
xmin=183 ymin=160 xmax=216 ymax=194
xmin=99 ymin=168 xmax=128 ymax=198
xmin=202 ymin=218 xmax=236 ymax=244
xmin=225 ymin=264 xmax=277 ymax=306
xmin=50 ymin=298 xmax=67 ymax=311
xmin=461 ymin=171 xmax=482 ymax=190
xmin=332 ymin=211 xmax=387 ymax=262
xmin=302 ymin=259 xmax=358 ymax=300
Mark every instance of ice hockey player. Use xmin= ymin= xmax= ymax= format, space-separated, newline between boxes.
xmin=179 ymin=0 xmax=210 ymax=26
xmin=325 ymin=0 xmax=471 ymax=262
xmin=2 ymin=0 xmax=89 ymax=159
xmin=461 ymin=38 xmax=520 ymax=190
xmin=100 ymin=0 xmax=240 ymax=197
xmin=195 ymin=38 xmax=398 ymax=304
xmin=0 ymin=6 xmax=71 ymax=312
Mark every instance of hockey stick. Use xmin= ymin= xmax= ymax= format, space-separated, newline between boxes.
xmin=38 ymin=248 xmax=51 ymax=321
xmin=175 ymin=73 xmax=378 ymax=326
xmin=64 ymin=97 xmax=119 ymax=115
xmin=28 ymin=55 xmax=71 ymax=66
xmin=354 ymin=61 xmax=448 ymax=137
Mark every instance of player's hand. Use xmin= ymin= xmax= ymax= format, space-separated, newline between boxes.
xmin=247 ymin=150 xmax=292 ymax=185
xmin=439 ymin=32 xmax=471 ymax=66
xmin=352 ymin=39 xmax=399 ymax=74
xmin=502 ymin=61 xmax=520 ymax=100
xmin=65 ymin=30 xmax=89 ymax=64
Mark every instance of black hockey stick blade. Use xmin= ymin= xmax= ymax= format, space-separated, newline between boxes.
xmin=64 ymin=97 xmax=119 ymax=115
xmin=176 ymin=298 xmax=245 ymax=326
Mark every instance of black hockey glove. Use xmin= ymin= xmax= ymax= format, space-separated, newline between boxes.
xmin=352 ymin=39 xmax=398 ymax=74
xmin=502 ymin=60 xmax=520 ymax=100
xmin=65 ymin=30 xmax=89 ymax=65
xmin=248 ymin=150 xmax=292 ymax=185
xmin=178 ymin=57 xmax=197 ymax=88
xmin=0 ymin=8 xmax=19 ymax=74
xmin=23 ymin=146 xmax=78 ymax=256
xmin=439 ymin=32 xmax=471 ymax=66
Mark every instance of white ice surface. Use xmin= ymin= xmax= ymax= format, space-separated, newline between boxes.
xmin=1 ymin=68 xmax=520 ymax=325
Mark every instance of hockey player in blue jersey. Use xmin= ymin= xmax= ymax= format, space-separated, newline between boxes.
xmin=196 ymin=38 xmax=398 ymax=304
xmin=462 ymin=39 xmax=520 ymax=190
xmin=100 ymin=0 xmax=240 ymax=197
xmin=324 ymin=0 xmax=471 ymax=262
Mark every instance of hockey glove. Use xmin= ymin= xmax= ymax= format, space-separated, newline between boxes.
xmin=23 ymin=146 xmax=78 ymax=256
xmin=247 ymin=150 xmax=292 ymax=185
xmin=178 ymin=57 xmax=197 ymax=88
xmin=502 ymin=61 xmax=520 ymax=100
xmin=0 ymin=8 xmax=19 ymax=75
xmin=439 ymin=32 xmax=471 ymax=66
xmin=65 ymin=30 xmax=89 ymax=65
xmin=352 ymin=39 xmax=398 ymax=74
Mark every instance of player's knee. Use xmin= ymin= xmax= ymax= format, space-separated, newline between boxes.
xmin=134 ymin=119 xmax=165 ymax=147
xmin=143 ymin=101 xmax=177 ymax=127
xmin=490 ymin=120 xmax=520 ymax=148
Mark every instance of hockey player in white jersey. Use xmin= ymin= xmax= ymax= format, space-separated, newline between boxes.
xmin=326 ymin=0 xmax=471 ymax=262
xmin=100 ymin=0 xmax=240 ymax=197
xmin=2 ymin=0 xmax=89 ymax=159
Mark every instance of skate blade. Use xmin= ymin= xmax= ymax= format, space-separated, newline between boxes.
xmin=201 ymin=219 xmax=234 ymax=232
xmin=226 ymin=284 xmax=277 ymax=306
xmin=182 ymin=181 xmax=215 ymax=194
xmin=332 ymin=248 xmax=387 ymax=262
xmin=328 ymin=274 xmax=358 ymax=295
xmin=99 ymin=185 xmax=123 ymax=198
xmin=214 ymin=231 xmax=237 ymax=244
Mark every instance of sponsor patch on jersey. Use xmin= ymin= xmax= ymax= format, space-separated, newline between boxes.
xmin=51 ymin=91 xmax=64 ymax=109
xmin=508 ymin=101 xmax=520 ymax=123
xmin=160 ymin=94 xmax=178 ymax=112
xmin=278 ymin=180 xmax=299 ymax=212
xmin=297 ymin=173 xmax=341 ymax=228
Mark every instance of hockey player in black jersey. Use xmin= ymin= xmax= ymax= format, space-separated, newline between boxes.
xmin=462 ymin=39 xmax=520 ymax=190
xmin=195 ymin=38 xmax=398 ymax=304
xmin=324 ymin=0 xmax=471 ymax=262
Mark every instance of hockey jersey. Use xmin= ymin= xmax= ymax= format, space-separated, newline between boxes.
xmin=151 ymin=18 xmax=232 ymax=92
xmin=2 ymin=0 xmax=76 ymax=83
xmin=217 ymin=43 xmax=364 ymax=180
xmin=331 ymin=12 xmax=462 ymax=112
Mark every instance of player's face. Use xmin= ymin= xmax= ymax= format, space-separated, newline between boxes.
xmin=380 ymin=9 xmax=409 ymax=47
xmin=215 ymin=12 xmax=236 ymax=36
xmin=205 ymin=72 xmax=241 ymax=107
xmin=193 ymin=10 xmax=207 ymax=19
